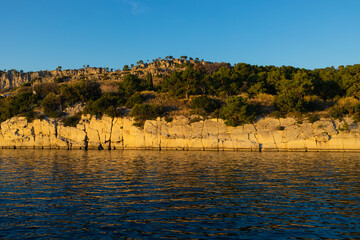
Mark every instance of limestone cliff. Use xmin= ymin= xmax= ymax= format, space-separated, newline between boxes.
xmin=1 ymin=115 xmax=360 ymax=151
xmin=0 ymin=59 xmax=201 ymax=90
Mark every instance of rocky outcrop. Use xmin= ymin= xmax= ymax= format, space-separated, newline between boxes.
xmin=0 ymin=59 xmax=208 ymax=90
xmin=1 ymin=115 xmax=360 ymax=151
xmin=0 ymin=68 xmax=108 ymax=89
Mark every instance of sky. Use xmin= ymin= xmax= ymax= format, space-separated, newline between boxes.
xmin=1 ymin=0 xmax=360 ymax=72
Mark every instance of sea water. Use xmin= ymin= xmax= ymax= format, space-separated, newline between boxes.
xmin=0 ymin=150 xmax=359 ymax=239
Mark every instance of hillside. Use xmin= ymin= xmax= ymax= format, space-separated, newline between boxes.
xmin=1 ymin=57 xmax=360 ymax=129
xmin=0 ymin=58 xmax=203 ymax=90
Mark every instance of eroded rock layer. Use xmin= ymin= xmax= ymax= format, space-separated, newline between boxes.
xmin=1 ymin=116 xmax=360 ymax=151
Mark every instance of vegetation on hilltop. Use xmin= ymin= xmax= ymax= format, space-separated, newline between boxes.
xmin=2 ymin=57 xmax=360 ymax=127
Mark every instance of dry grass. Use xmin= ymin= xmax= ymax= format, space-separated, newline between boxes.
xmin=100 ymin=81 xmax=119 ymax=93
xmin=146 ymin=93 xmax=191 ymax=117
xmin=337 ymin=96 xmax=360 ymax=106
xmin=249 ymin=93 xmax=275 ymax=106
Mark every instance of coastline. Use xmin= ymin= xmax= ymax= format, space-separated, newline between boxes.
xmin=1 ymin=115 xmax=360 ymax=152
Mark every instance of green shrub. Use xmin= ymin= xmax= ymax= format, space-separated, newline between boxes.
xmin=275 ymin=91 xmax=305 ymax=113
xmin=21 ymin=82 xmax=31 ymax=87
xmin=130 ymin=103 xmax=163 ymax=127
xmin=12 ymin=92 xmax=40 ymax=114
xmin=125 ymin=92 xmax=144 ymax=108
xmin=34 ymin=82 xmax=59 ymax=97
xmin=24 ymin=110 xmax=35 ymax=122
xmin=339 ymin=122 xmax=350 ymax=132
xmin=54 ymin=76 xmax=69 ymax=83
xmin=41 ymin=92 xmax=62 ymax=118
xmin=60 ymin=80 xmax=102 ymax=106
xmin=190 ymin=96 xmax=220 ymax=116
xmin=164 ymin=116 xmax=173 ymax=123
xmin=63 ymin=115 xmax=81 ymax=127
xmin=353 ymin=104 xmax=360 ymax=122
xmin=276 ymin=126 xmax=285 ymax=131
xmin=84 ymin=92 xmax=123 ymax=118
xmin=329 ymin=105 xmax=345 ymax=120
xmin=220 ymin=96 xmax=256 ymax=126
xmin=0 ymin=97 xmax=15 ymax=123
xmin=307 ymin=114 xmax=320 ymax=123
xmin=269 ymin=111 xmax=285 ymax=119
xmin=189 ymin=117 xmax=202 ymax=124
xmin=121 ymin=74 xmax=143 ymax=96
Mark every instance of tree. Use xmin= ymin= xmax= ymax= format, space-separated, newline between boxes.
xmin=162 ymin=65 xmax=202 ymax=98
xmin=125 ymin=92 xmax=144 ymax=108
xmin=83 ymin=92 xmax=123 ymax=118
xmin=220 ymin=96 xmax=256 ymax=126
xmin=121 ymin=74 xmax=142 ymax=96
xmin=130 ymin=103 xmax=163 ymax=127
xmin=275 ymin=91 xmax=306 ymax=113
xmin=146 ymin=73 xmax=153 ymax=89
xmin=41 ymin=92 xmax=62 ymax=118
xmin=180 ymin=56 xmax=188 ymax=60
xmin=123 ymin=65 xmax=130 ymax=71
xmin=190 ymin=96 xmax=219 ymax=116
xmin=212 ymin=67 xmax=240 ymax=97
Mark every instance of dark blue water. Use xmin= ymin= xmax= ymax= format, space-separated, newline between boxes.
xmin=0 ymin=150 xmax=359 ymax=239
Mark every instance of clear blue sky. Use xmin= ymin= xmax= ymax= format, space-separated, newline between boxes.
xmin=1 ymin=0 xmax=360 ymax=71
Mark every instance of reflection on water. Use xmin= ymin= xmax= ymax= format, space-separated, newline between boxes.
xmin=0 ymin=150 xmax=359 ymax=239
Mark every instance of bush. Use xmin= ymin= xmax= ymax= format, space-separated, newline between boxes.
xmin=275 ymin=91 xmax=305 ymax=113
xmin=12 ymin=92 xmax=40 ymax=114
xmin=63 ymin=115 xmax=81 ymax=127
xmin=121 ymin=74 xmax=143 ymax=96
xmin=276 ymin=125 xmax=285 ymax=131
xmin=130 ymin=103 xmax=163 ymax=127
xmin=34 ymin=82 xmax=59 ymax=97
xmin=164 ymin=116 xmax=173 ymax=123
xmin=54 ymin=76 xmax=69 ymax=83
xmin=83 ymin=92 xmax=124 ymax=118
xmin=41 ymin=92 xmax=62 ymax=118
xmin=24 ymin=110 xmax=35 ymax=122
xmin=353 ymin=104 xmax=360 ymax=122
xmin=328 ymin=98 xmax=360 ymax=120
xmin=220 ymin=96 xmax=256 ymax=126
xmin=307 ymin=114 xmax=320 ymax=123
xmin=339 ymin=122 xmax=350 ymax=132
xmin=0 ymin=97 xmax=15 ymax=123
xmin=269 ymin=111 xmax=285 ymax=119
xmin=21 ymin=82 xmax=31 ymax=87
xmin=60 ymin=81 xmax=102 ymax=106
xmin=125 ymin=92 xmax=144 ymax=108
xmin=190 ymin=96 xmax=220 ymax=116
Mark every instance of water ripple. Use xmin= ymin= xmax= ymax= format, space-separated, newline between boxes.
xmin=0 ymin=150 xmax=359 ymax=239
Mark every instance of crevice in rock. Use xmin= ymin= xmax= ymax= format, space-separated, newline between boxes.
xmin=272 ymin=134 xmax=279 ymax=151
xmin=201 ymin=120 xmax=205 ymax=151
xmin=107 ymin=117 xmax=114 ymax=150
xmin=31 ymin=126 xmax=35 ymax=142
xmin=158 ymin=118 xmax=162 ymax=150
xmin=330 ymin=119 xmax=339 ymax=135
xmin=83 ymin=127 xmax=89 ymax=150
xmin=96 ymin=129 xmax=102 ymax=148
xmin=53 ymin=119 xmax=58 ymax=138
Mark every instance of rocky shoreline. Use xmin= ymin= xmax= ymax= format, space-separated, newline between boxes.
xmin=1 ymin=115 xmax=360 ymax=151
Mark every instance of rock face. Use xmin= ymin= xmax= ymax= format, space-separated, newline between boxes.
xmin=0 ymin=68 xmax=108 ymax=89
xmin=0 ymin=59 xmax=206 ymax=90
xmin=1 ymin=116 xmax=360 ymax=151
